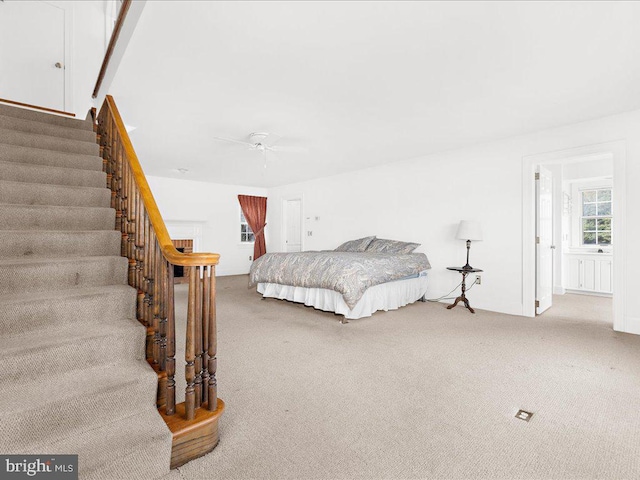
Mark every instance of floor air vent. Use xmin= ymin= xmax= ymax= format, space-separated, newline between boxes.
xmin=515 ymin=410 xmax=533 ymax=422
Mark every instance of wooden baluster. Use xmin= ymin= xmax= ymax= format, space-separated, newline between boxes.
xmin=109 ymin=131 xmax=117 ymax=208
xmin=185 ymin=267 xmax=198 ymax=421
xmin=165 ymin=258 xmax=176 ymax=415
xmin=159 ymin=252 xmax=168 ymax=372
xmin=127 ymin=166 xmax=136 ymax=285
xmin=107 ymin=118 xmax=115 ymax=189
xmin=194 ymin=266 xmax=203 ymax=408
xmin=135 ymin=190 xmax=144 ymax=323
xmin=201 ymin=266 xmax=210 ymax=406
xmin=150 ymin=227 xmax=160 ymax=365
xmin=143 ymin=210 xmax=154 ymax=361
xmin=120 ymin=156 xmax=128 ymax=256
xmin=115 ymin=143 xmax=124 ymax=233
xmin=207 ymin=266 xmax=218 ymax=411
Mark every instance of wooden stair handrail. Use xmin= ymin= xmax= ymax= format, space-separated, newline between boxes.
xmin=92 ymin=0 xmax=132 ymax=99
xmin=97 ymin=96 xmax=224 ymax=467
xmin=103 ymin=95 xmax=219 ymax=267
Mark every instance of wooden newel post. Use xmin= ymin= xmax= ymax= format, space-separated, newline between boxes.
xmin=207 ymin=267 xmax=218 ymax=411
xmin=185 ymin=266 xmax=198 ymax=421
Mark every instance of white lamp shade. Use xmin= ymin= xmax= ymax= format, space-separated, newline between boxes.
xmin=456 ymin=220 xmax=483 ymax=241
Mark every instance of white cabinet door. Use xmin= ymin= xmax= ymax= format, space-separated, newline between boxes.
xmin=564 ymin=254 xmax=612 ymax=294
xmin=596 ymin=259 xmax=613 ymax=293
xmin=567 ymin=257 xmax=581 ymax=290
xmin=583 ymin=259 xmax=596 ymax=291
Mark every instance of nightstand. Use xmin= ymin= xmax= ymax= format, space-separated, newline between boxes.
xmin=446 ymin=267 xmax=483 ymax=313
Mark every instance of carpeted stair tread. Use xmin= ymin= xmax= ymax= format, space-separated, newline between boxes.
xmin=0 ymin=255 xmax=127 ymax=295
xmin=0 ymin=230 xmax=121 ymax=257
xmin=0 ymin=364 xmax=162 ymax=459
xmin=0 ymin=180 xmax=111 ymax=207
xmin=0 ymin=321 xmax=146 ymax=383
xmin=2 ymin=410 xmax=172 ymax=480
xmin=0 ymin=102 xmax=172 ymax=479
xmin=0 ymin=159 xmax=106 ymax=187
xmin=50 ymin=411 xmax=171 ymax=480
xmin=0 ymin=114 xmax=96 ymax=143
xmin=81 ymin=420 xmax=173 ymax=480
xmin=0 ymin=127 xmax=99 ymax=156
xmin=0 ymin=203 xmax=115 ymax=231
xmin=0 ymin=143 xmax=103 ymax=171
xmin=0 ymin=285 xmax=136 ymax=335
xmin=0 ymin=103 xmax=93 ymax=131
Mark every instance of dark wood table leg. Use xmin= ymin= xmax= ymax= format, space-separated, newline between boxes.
xmin=447 ymin=296 xmax=463 ymax=309
xmin=447 ymin=271 xmax=476 ymax=313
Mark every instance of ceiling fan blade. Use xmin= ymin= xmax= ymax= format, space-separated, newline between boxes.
xmin=271 ymin=145 xmax=308 ymax=153
xmin=211 ymin=135 xmax=254 ymax=147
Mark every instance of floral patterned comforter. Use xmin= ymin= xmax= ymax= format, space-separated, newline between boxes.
xmin=249 ymin=251 xmax=431 ymax=309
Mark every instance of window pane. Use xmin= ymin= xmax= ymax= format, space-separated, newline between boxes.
xmin=582 ymin=204 xmax=596 ymax=216
xmin=582 ymin=218 xmax=596 ymax=230
xmin=582 ymin=191 xmax=596 ymax=202
xmin=597 ymin=218 xmax=611 ymax=230
xmin=241 ymin=224 xmax=247 ymax=233
xmin=248 ymin=233 xmax=255 ymax=242
xmin=597 ymin=190 xmax=611 ymax=202
xmin=241 ymin=233 xmax=247 ymax=242
xmin=241 ymin=212 xmax=246 ymax=222
xmin=597 ymin=202 xmax=611 ymax=216
xmin=598 ymin=233 xmax=611 ymax=245
xmin=583 ymin=232 xmax=596 ymax=244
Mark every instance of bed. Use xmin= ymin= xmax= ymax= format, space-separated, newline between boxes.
xmin=249 ymin=236 xmax=431 ymax=322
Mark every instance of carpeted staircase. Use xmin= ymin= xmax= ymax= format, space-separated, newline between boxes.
xmin=0 ymin=103 xmax=173 ymax=479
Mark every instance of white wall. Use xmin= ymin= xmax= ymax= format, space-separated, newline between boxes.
xmin=146 ymin=175 xmax=267 ymax=276
xmin=68 ymin=1 xmax=108 ymax=116
xmin=563 ymin=157 xmax=613 ymax=181
xmin=267 ymin=108 xmax=640 ymax=328
xmin=45 ymin=1 xmax=109 ymax=116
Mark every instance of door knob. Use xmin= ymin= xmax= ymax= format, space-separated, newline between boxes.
xmin=55 ymin=62 xmax=63 ymax=69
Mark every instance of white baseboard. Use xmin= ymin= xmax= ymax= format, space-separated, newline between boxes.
xmin=622 ymin=316 xmax=640 ymax=336
xmin=564 ymin=289 xmax=612 ymax=298
xmin=553 ymin=286 xmax=566 ymax=295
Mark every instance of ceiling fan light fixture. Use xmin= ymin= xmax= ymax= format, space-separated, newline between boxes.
xmin=249 ymin=132 xmax=270 ymax=145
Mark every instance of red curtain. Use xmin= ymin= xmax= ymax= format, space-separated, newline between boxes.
xmin=238 ymin=195 xmax=267 ymax=260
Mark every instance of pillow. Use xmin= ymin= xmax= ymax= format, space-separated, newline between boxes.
xmin=334 ymin=236 xmax=376 ymax=252
xmin=366 ymin=238 xmax=420 ymax=254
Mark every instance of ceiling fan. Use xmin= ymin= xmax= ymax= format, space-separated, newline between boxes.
xmin=211 ymin=132 xmax=307 ymax=168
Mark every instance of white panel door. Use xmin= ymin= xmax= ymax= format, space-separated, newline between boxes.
xmin=283 ymin=199 xmax=302 ymax=252
xmin=536 ymin=166 xmax=553 ymax=314
xmin=0 ymin=1 xmax=66 ymax=110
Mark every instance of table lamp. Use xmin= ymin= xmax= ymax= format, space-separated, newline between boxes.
xmin=456 ymin=220 xmax=483 ymax=270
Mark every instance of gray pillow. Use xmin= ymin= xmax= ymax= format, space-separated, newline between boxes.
xmin=366 ymin=238 xmax=420 ymax=254
xmin=334 ymin=236 xmax=376 ymax=252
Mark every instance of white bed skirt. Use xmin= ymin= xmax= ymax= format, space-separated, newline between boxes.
xmin=257 ymin=271 xmax=429 ymax=320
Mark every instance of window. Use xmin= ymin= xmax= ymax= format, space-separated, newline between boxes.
xmin=240 ymin=211 xmax=254 ymax=243
xmin=581 ymin=188 xmax=612 ymax=246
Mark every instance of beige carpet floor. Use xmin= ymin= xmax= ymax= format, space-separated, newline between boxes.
xmin=172 ymin=275 xmax=639 ymax=479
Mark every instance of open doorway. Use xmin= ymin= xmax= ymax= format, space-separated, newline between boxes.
xmin=535 ymin=157 xmax=614 ymax=320
xmin=523 ymin=141 xmax=626 ymax=332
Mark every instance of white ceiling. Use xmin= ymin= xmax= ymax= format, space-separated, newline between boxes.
xmin=109 ymin=1 xmax=640 ymax=188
